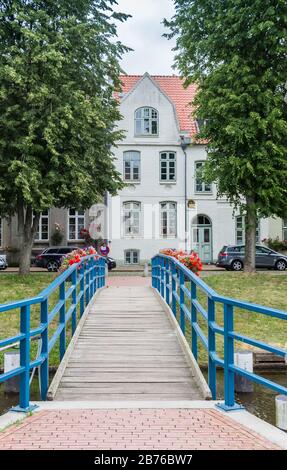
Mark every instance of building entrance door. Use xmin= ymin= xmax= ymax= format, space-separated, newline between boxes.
xmin=191 ymin=215 xmax=212 ymax=263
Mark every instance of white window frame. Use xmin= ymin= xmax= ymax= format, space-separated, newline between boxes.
xmin=35 ymin=210 xmax=50 ymax=242
xmin=123 ymin=151 xmax=141 ymax=182
xmin=68 ymin=209 xmax=85 ymax=241
xmin=160 ymin=202 xmax=177 ymax=238
xmin=283 ymin=218 xmax=287 ymax=241
xmin=195 ymin=161 xmax=212 ymax=193
xmin=160 ymin=152 xmax=176 ymax=183
xmin=123 ymin=202 xmax=141 ymax=238
xmin=124 ymin=249 xmax=140 ymax=265
xmin=135 ymin=107 xmax=158 ymax=136
xmin=235 ymin=216 xmax=260 ymax=245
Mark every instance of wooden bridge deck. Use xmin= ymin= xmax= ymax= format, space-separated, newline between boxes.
xmin=50 ymin=286 xmax=208 ymax=402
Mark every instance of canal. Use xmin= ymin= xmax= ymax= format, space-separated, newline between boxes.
xmin=0 ymin=370 xmax=286 ymax=428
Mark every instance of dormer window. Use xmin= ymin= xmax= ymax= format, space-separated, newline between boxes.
xmin=196 ymin=119 xmax=209 ymax=133
xmin=135 ymin=107 xmax=158 ymax=136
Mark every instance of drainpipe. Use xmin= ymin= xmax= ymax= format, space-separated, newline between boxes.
xmin=180 ymin=137 xmax=191 ymax=252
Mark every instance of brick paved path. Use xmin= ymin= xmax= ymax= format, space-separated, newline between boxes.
xmin=0 ymin=409 xmax=280 ymax=450
xmin=106 ymin=276 xmax=151 ymax=287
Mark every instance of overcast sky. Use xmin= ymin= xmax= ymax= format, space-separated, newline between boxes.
xmin=114 ymin=0 xmax=177 ymax=75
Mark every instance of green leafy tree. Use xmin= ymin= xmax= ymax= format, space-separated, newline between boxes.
xmin=166 ymin=0 xmax=287 ymax=271
xmin=0 ymin=0 xmax=129 ymax=274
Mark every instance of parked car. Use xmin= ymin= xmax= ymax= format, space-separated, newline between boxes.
xmin=216 ymin=245 xmax=287 ymax=271
xmin=0 ymin=254 xmax=8 ymax=270
xmin=34 ymin=247 xmax=117 ymax=272
xmin=34 ymin=246 xmax=78 ymax=272
xmin=105 ymin=256 xmax=116 ymax=271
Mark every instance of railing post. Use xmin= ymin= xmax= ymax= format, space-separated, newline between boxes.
xmin=19 ymin=305 xmax=31 ymax=410
xmin=59 ymin=282 xmax=66 ymax=361
xmin=171 ymin=263 xmax=177 ymax=317
xmin=151 ymin=258 xmax=156 ymax=288
xmin=80 ymin=264 xmax=85 ymax=316
xmin=85 ymin=261 xmax=90 ymax=306
xmin=165 ymin=259 xmax=170 ymax=305
xmin=40 ymin=299 xmax=49 ymax=401
xmin=11 ymin=304 xmax=37 ymax=412
xmin=208 ymin=297 xmax=216 ymax=399
xmin=102 ymin=258 xmax=106 ymax=287
xmin=217 ymin=303 xmax=243 ymax=411
xmin=179 ymin=270 xmax=185 ymax=334
xmin=160 ymin=257 xmax=165 ymax=298
xmin=191 ymin=281 xmax=197 ymax=360
xmin=71 ymin=269 xmax=77 ymax=335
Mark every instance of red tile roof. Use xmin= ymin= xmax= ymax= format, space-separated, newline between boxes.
xmin=116 ymin=74 xmax=199 ymax=137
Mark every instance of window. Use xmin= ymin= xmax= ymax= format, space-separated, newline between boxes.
xmin=123 ymin=202 xmax=141 ymax=237
xmin=160 ymin=152 xmax=176 ymax=182
xmin=125 ymin=250 xmax=140 ymax=265
xmin=35 ymin=211 xmax=49 ymax=241
xmin=283 ymin=219 xmax=287 ymax=241
xmin=68 ymin=209 xmax=85 ymax=240
xmin=256 ymin=246 xmax=271 ymax=254
xmin=235 ymin=216 xmax=260 ymax=245
xmin=123 ymin=151 xmax=140 ymax=182
xmin=195 ymin=162 xmax=211 ymax=193
xmin=196 ymin=119 xmax=209 ymax=133
xmin=135 ymin=107 xmax=158 ymax=136
xmin=160 ymin=202 xmax=177 ymax=238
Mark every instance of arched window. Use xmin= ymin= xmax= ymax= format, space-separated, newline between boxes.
xmin=160 ymin=152 xmax=176 ymax=182
xmin=160 ymin=202 xmax=177 ymax=238
xmin=192 ymin=215 xmax=211 ymax=226
xmin=135 ymin=107 xmax=158 ymax=136
xmin=123 ymin=151 xmax=140 ymax=182
xmin=123 ymin=202 xmax=141 ymax=237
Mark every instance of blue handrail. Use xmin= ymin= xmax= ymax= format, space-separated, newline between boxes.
xmin=152 ymin=254 xmax=287 ymax=411
xmin=0 ymin=255 xmax=106 ymax=412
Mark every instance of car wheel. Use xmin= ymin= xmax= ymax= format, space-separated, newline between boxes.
xmin=231 ymin=260 xmax=243 ymax=271
xmin=275 ymin=259 xmax=287 ymax=271
xmin=47 ymin=261 xmax=59 ymax=272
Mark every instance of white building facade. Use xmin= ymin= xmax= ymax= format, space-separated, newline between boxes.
xmin=104 ymin=73 xmax=285 ymax=265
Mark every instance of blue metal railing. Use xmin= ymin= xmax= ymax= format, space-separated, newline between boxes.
xmin=152 ymin=254 xmax=287 ymax=411
xmin=0 ymin=255 xmax=106 ymax=412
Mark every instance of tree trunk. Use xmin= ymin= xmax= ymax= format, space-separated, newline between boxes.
xmin=244 ymin=195 xmax=257 ymax=273
xmin=18 ymin=202 xmax=40 ymax=275
xmin=19 ymin=239 xmax=34 ymax=275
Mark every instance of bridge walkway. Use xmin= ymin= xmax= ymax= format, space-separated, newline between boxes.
xmin=49 ymin=286 xmax=208 ymax=402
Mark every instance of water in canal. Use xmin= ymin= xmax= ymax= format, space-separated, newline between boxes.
xmin=0 ymin=371 xmax=286 ymax=428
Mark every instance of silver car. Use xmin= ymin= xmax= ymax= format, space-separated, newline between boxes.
xmin=0 ymin=254 xmax=8 ymax=270
xmin=216 ymin=245 xmax=287 ymax=271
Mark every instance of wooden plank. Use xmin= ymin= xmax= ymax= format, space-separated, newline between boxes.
xmin=53 ymin=286 xmax=206 ymax=402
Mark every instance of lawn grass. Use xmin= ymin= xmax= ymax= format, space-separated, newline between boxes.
xmin=176 ymin=273 xmax=287 ymax=367
xmin=0 ymin=272 xmax=287 ymax=370
xmin=0 ymin=273 xmax=75 ymax=369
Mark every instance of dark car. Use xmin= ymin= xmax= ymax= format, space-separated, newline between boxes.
xmin=105 ymin=256 xmax=116 ymax=271
xmin=34 ymin=246 xmax=78 ymax=272
xmin=216 ymin=245 xmax=287 ymax=271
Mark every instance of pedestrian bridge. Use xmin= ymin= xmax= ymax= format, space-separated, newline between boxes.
xmin=47 ymin=285 xmax=209 ymax=402
xmin=0 ymin=254 xmax=287 ymax=413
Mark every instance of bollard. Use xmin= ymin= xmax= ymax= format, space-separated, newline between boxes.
xmin=105 ymin=263 xmax=109 ymax=278
xmin=275 ymin=395 xmax=287 ymax=431
xmin=4 ymin=351 xmax=20 ymax=394
xmin=234 ymin=350 xmax=254 ymax=393
xmin=143 ymin=263 xmax=149 ymax=277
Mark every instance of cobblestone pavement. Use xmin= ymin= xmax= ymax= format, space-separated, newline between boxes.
xmin=0 ymin=409 xmax=281 ymax=450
